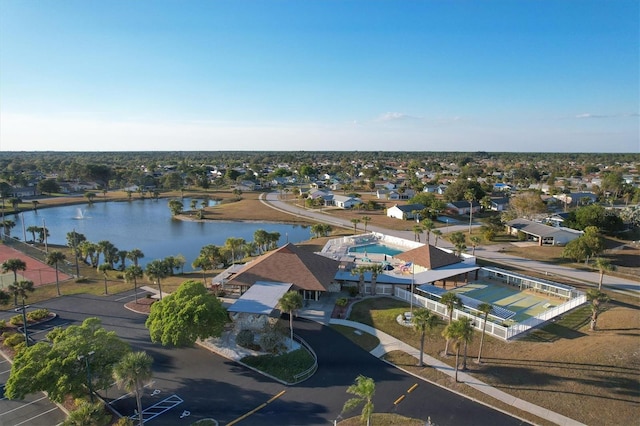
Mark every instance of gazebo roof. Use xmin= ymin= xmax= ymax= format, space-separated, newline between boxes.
xmin=395 ymin=244 xmax=461 ymax=270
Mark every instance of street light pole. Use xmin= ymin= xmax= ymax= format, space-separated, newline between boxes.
xmin=78 ymin=351 xmax=96 ymax=402
xmin=15 ymin=303 xmax=30 ymax=346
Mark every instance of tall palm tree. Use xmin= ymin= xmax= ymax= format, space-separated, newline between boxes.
xmin=26 ymin=225 xmax=40 ymax=243
xmin=342 ymin=375 xmax=375 ymax=426
xmin=367 ymin=263 xmax=384 ymax=296
xmin=98 ymin=263 xmax=112 ymax=295
xmin=192 ymin=255 xmax=213 ymax=281
xmin=113 ymin=351 xmax=153 ymax=426
xmin=476 ymin=303 xmax=493 ymax=364
xmin=465 ymin=190 xmax=475 ymax=235
xmin=361 ymin=216 xmax=371 ymax=233
xmin=432 ymin=229 xmax=442 ymax=247
xmin=449 ymin=231 xmax=467 ymax=257
xmin=2 ymin=258 xmax=27 ymax=305
xmin=279 ymin=291 xmax=303 ymax=349
xmin=440 ymin=292 xmax=462 ymax=356
xmin=10 ymin=279 xmax=35 ymax=345
xmin=412 ymin=224 xmax=423 ymax=242
xmin=593 ymin=257 xmax=616 ymax=290
xmin=442 ymin=319 xmax=465 ymax=382
xmin=127 ymin=248 xmax=145 ymax=267
xmin=412 ymin=308 xmax=439 ymax=367
xmin=145 ymin=259 xmax=170 ymax=300
xmin=351 ymin=265 xmax=368 ymax=295
xmin=350 ymin=218 xmax=361 ymax=234
xmin=1 ymin=219 xmax=16 ymax=237
xmin=117 ymin=250 xmax=129 ymax=270
xmin=45 ymin=250 xmax=66 ymax=296
xmin=587 ymin=289 xmax=610 ymax=331
xmin=125 ymin=265 xmax=144 ymax=303
xmin=456 ymin=317 xmax=474 ymax=371
xmin=225 ymin=237 xmax=245 ymax=264
xmin=62 ymin=401 xmax=110 ymax=426
xmin=422 ymin=218 xmax=434 ymax=244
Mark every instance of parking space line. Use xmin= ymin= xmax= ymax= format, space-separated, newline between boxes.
xmin=28 ymin=322 xmax=69 ymax=336
xmin=109 ymin=381 xmax=155 ymax=405
xmin=13 ymin=407 xmax=60 ymax=426
xmin=1 ymin=368 xmax=11 ymax=374
xmin=0 ymin=396 xmax=48 ymax=416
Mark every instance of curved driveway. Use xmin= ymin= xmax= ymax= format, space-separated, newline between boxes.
xmin=262 ymin=192 xmax=639 ymax=294
xmin=17 ymin=291 xmax=527 ymax=425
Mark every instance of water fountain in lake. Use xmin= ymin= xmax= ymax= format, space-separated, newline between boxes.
xmin=74 ymin=208 xmax=87 ymax=219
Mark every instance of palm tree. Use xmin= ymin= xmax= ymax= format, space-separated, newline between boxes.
xmin=469 ymin=236 xmax=481 ymax=256
xmin=279 ymin=291 xmax=303 ymax=349
xmin=361 ymin=216 xmax=371 ymax=232
xmin=2 ymin=258 xmax=27 ymax=305
xmin=587 ymin=289 xmax=610 ymax=331
xmin=440 ymin=292 xmax=462 ymax=356
xmin=10 ymin=279 xmax=34 ymax=344
xmin=342 ymin=375 xmax=375 ymax=426
xmin=45 ymin=250 xmax=66 ymax=296
xmin=422 ymin=218 xmax=434 ymax=244
xmin=1 ymin=219 xmax=16 ymax=237
xmin=26 ymin=225 xmax=40 ymax=243
xmin=350 ymin=218 xmax=361 ymax=234
xmin=449 ymin=231 xmax=467 ymax=257
xmin=113 ymin=351 xmax=153 ymax=426
xmin=412 ymin=308 xmax=439 ymax=367
xmin=145 ymin=259 xmax=170 ymax=300
xmin=412 ymin=224 xmax=423 ymax=242
xmin=456 ymin=317 xmax=474 ymax=371
xmin=593 ymin=257 xmax=616 ymax=290
xmin=432 ymin=229 xmax=442 ymax=247
xmin=62 ymin=401 xmax=110 ymax=426
xmin=442 ymin=319 xmax=465 ymax=382
xmin=125 ymin=265 xmax=144 ymax=303
xmin=117 ymin=250 xmax=129 ymax=270
xmin=225 ymin=237 xmax=245 ymax=264
xmin=465 ymin=190 xmax=475 ymax=235
xmin=192 ymin=255 xmax=213 ymax=281
xmin=367 ymin=263 xmax=384 ymax=296
xmin=127 ymin=249 xmax=145 ymax=267
xmin=98 ymin=263 xmax=112 ymax=294
xmin=476 ymin=302 xmax=493 ymax=364
xmin=351 ymin=265 xmax=368 ymax=295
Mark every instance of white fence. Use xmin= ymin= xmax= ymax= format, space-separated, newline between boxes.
xmin=394 ymin=288 xmax=586 ymax=341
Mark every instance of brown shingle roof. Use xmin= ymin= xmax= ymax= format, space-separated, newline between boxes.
xmin=225 ymin=243 xmax=339 ymax=291
xmin=395 ymin=244 xmax=460 ymax=270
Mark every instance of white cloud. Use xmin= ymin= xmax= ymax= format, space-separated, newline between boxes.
xmin=375 ymin=112 xmax=419 ymax=122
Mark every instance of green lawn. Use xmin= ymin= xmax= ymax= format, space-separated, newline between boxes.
xmin=241 ymin=348 xmax=315 ymax=383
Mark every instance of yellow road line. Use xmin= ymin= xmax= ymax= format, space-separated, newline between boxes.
xmin=228 ymin=390 xmax=286 ymax=425
xmin=408 ymin=383 xmax=419 ymax=393
xmin=393 ymin=394 xmax=406 ymax=405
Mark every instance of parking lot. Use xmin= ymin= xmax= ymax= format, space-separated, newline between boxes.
xmin=0 ymin=355 xmax=67 ymax=426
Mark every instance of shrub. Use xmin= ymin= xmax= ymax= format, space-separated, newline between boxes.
xmin=347 ymin=286 xmax=359 ymax=297
xmin=335 ymin=298 xmax=348 ymax=308
xmin=259 ymin=329 xmax=285 ymax=354
xmin=75 ymin=277 xmax=89 ymax=283
xmin=482 ymin=228 xmax=496 ymax=242
xmin=27 ymin=308 xmax=50 ymax=322
xmin=3 ymin=331 xmax=25 ymax=348
xmin=236 ymin=329 xmax=255 ymax=348
xmin=9 ymin=315 xmax=23 ymax=326
xmin=517 ymin=230 xmax=527 ymax=241
xmin=0 ymin=319 xmax=6 ymax=330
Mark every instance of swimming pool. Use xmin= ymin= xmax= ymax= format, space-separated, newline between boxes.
xmin=348 ymin=243 xmax=404 ymax=256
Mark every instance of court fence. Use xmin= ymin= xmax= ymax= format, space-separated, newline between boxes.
xmin=394 ymin=287 xmax=586 ymax=341
xmin=1 ymin=236 xmax=78 ymax=284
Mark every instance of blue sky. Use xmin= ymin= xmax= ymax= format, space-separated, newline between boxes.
xmin=1 ymin=0 xmax=638 ymax=152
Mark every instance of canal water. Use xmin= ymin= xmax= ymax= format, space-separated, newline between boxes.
xmin=7 ymin=198 xmax=310 ymax=271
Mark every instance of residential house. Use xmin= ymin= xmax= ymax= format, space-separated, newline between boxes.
xmin=423 ymin=185 xmax=447 ymax=195
xmin=331 ymin=194 xmax=361 ymax=209
xmin=386 ymin=203 xmax=425 ymax=220
xmin=446 ymin=201 xmax=482 ymax=216
xmin=489 ymin=197 xmax=510 ymax=212
xmin=553 ymin=192 xmax=598 ymax=207
xmin=506 ymin=218 xmax=583 ymax=246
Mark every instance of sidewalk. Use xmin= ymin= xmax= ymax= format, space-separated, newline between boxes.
xmin=330 ymin=318 xmax=585 ymax=426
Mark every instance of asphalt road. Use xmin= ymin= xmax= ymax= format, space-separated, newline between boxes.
xmin=9 ymin=290 xmax=528 ymax=425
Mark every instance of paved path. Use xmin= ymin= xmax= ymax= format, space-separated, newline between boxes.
xmin=261 ymin=192 xmax=640 ymax=295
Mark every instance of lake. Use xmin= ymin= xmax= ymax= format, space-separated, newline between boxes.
xmin=6 ymin=198 xmax=311 ymax=271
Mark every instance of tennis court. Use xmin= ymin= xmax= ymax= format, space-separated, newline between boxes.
xmin=0 ymin=244 xmax=72 ymax=289
xmin=450 ymin=281 xmax=560 ymax=323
